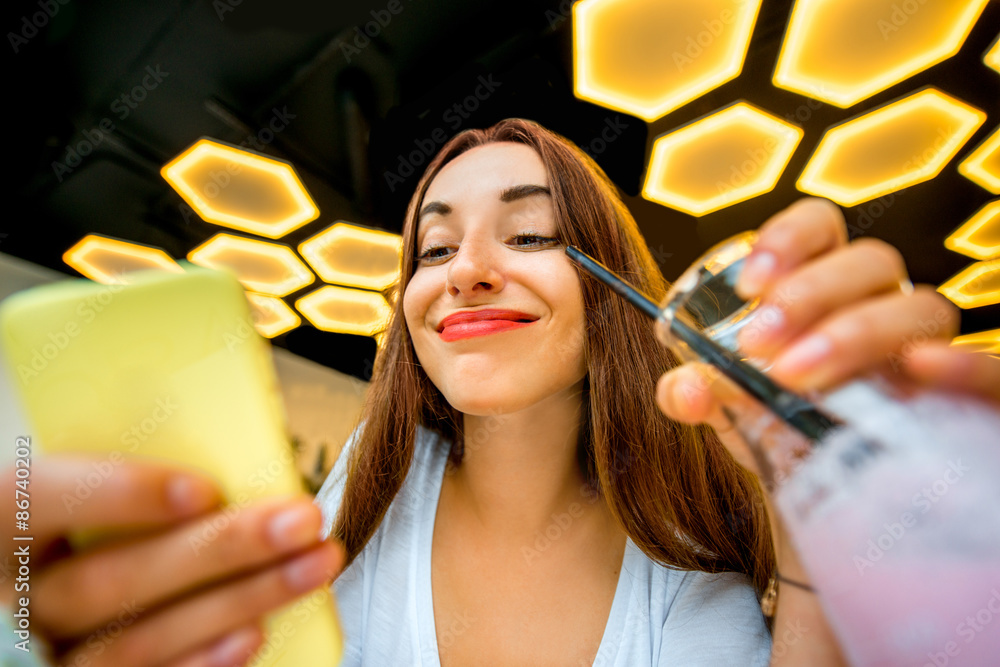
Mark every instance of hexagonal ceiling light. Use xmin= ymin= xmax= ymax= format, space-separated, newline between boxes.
xmin=642 ymin=102 xmax=803 ymax=216
xmin=938 ymin=259 xmax=1000 ymax=309
xmin=573 ymin=0 xmax=763 ymax=121
xmin=295 ymin=285 xmax=392 ymax=338
xmin=985 ymin=33 xmax=1000 ymax=75
xmin=64 ymin=235 xmax=184 ymax=284
xmin=299 ymin=222 xmax=402 ymax=291
xmin=162 ymin=139 xmax=320 ymax=239
xmin=951 ymin=328 xmax=1000 ymax=355
xmin=773 ymin=0 xmax=989 ymax=108
xmin=945 ymin=200 xmax=1000 ymax=261
xmin=797 ymin=89 xmax=985 ymax=206
xmin=958 ymin=125 xmax=1000 ymax=194
xmin=245 ymin=292 xmax=301 ymax=338
xmin=187 ymin=234 xmax=314 ymax=297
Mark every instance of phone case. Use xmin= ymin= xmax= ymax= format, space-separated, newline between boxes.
xmin=0 ymin=264 xmax=343 ymax=666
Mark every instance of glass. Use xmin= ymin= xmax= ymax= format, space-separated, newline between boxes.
xmin=655 ymin=233 xmax=1000 ymax=667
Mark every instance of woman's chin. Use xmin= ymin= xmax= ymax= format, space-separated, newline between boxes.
xmin=444 ymin=390 xmax=524 ymax=417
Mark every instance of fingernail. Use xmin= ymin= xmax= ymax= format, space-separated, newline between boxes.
xmin=744 ymin=305 xmax=786 ymax=348
xmin=284 ymin=547 xmax=336 ymax=593
xmin=168 ymin=474 xmax=220 ymax=516
xmin=209 ymin=626 xmax=261 ymax=667
xmin=268 ymin=504 xmax=321 ymax=552
xmin=737 ymin=251 xmax=776 ymax=299
xmin=775 ymin=334 xmax=831 ymax=377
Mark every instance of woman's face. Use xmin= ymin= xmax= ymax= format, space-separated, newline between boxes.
xmin=403 ymin=142 xmax=588 ymax=416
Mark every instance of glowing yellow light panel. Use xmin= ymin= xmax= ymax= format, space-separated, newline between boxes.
xmin=642 ymin=102 xmax=803 ymax=216
xmin=244 ymin=292 xmax=301 ymax=338
xmin=162 ymin=139 xmax=320 ymax=239
xmin=187 ymin=234 xmax=314 ymax=297
xmin=573 ymin=0 xmax=763 ymax=121
xmin=945 ymin=200 xmax=1000 ymax=261
xmin=797 ymin=89 xmax=985 ymax=206
xmin=295 ymin=286 xmax=391 ymax=338
xmin=938 ymin=259 xmax=1000 ymax=309
xmin=985 ymin=34 xmax=1000 ymax=75
xmin=958 ymin=125 xmax=1000 ymax=194
xmin=299 ymin=222 xmax=402 ymax=291
xmin=64 ymin=235 xmax=184 ymax=284
xmin=773 ymin=0 xmax=988 ymax=108
xmin=951 ymin=328 xmax=1000 ymax=355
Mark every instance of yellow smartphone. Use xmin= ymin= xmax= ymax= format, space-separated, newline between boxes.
xmin=0 ymin=263 xmax=343 ymax=666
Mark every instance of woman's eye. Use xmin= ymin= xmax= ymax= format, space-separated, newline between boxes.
xmin=510 ymin=234 xmax=559 ymax=247
xmin=416 ymin=245 xmax=452 ymax=262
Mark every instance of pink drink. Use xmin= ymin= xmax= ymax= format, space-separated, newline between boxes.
xmin=654 ymin=231 xmax=1000 ymax=665
xmin=775 ymin=380 xmax=1000 ymax=666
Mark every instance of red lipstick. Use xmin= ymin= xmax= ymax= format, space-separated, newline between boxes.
xmin=437 ymin=309 xmax=538 ymax=342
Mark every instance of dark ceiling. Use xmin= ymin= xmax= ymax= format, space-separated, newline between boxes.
xmin=6 ymin=0 xmax=1000 ymax=380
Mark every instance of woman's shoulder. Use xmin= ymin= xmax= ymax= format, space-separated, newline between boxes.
xmin=616 ymin=541 xmax=770 ymax=664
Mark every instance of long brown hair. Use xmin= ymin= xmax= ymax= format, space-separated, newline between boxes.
xmin=333 ymin=118 xmax=775 ymax=598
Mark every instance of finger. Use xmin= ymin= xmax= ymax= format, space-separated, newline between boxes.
xmin=904 ymin=341 xmax=1000 ymax=405
xmin=736 ymin=197 xmax=848 ymax=299
xmin=657 ymin=364 xmax=716 ymax=424
xmin=739 ymin=238 xmax=909 ymax=358
xmin=769 ymin=286 xmax=958 ymax=391
xmin=656 ymin=364 xmax=740 ymax=437
xmin=59 ymin=541 xmax=344 ymax=667
xmin=167 ymin=622 xmax=264 ymax=667
xmin=35 ymin=497 xmax=327 ymax=638
xmin=6 ymin=458 xmax=223 ymax=544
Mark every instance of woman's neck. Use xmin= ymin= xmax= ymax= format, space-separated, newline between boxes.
xmin=447 ymin=381 xmax=594 ymax=538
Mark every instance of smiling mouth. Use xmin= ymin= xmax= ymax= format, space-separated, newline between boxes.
xmin=436 ymin=307 xmax=541 ymax=341
xmin=438 ymin=318 xmax=538 ymax=342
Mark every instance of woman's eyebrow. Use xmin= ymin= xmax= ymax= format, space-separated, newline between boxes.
xmin=419 ymin=200 xmax=451 ymax=219
xmin=500 ymin=184 xmax=551 ymax=202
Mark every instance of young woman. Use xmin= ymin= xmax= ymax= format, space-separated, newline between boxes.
xmin=319 ymin=118 xmax=775 ymax=665
xmin=4 ymin=119 xmax=1000 ymax=667
xmin=315 ymin=118 xmax=1000 ymax=665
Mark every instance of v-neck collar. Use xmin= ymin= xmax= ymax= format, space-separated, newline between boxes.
xmin=416 ymin=437 xmax=633 ymax=666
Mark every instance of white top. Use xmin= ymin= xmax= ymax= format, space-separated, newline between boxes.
xmin=315 ymin=425 xmax=771 ymax=666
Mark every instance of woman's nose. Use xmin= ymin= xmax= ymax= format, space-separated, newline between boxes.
xmin=445 ymin=237 xmax=505 ymax=297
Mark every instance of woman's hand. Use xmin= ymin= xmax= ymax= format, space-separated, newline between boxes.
xmin=654 ymin=197 xmax=1000 ymax=666
xmin=655 ymin=197 xmax=1000 ymax=476
xmin=1 ymin=457 xmax=344 ymax=667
